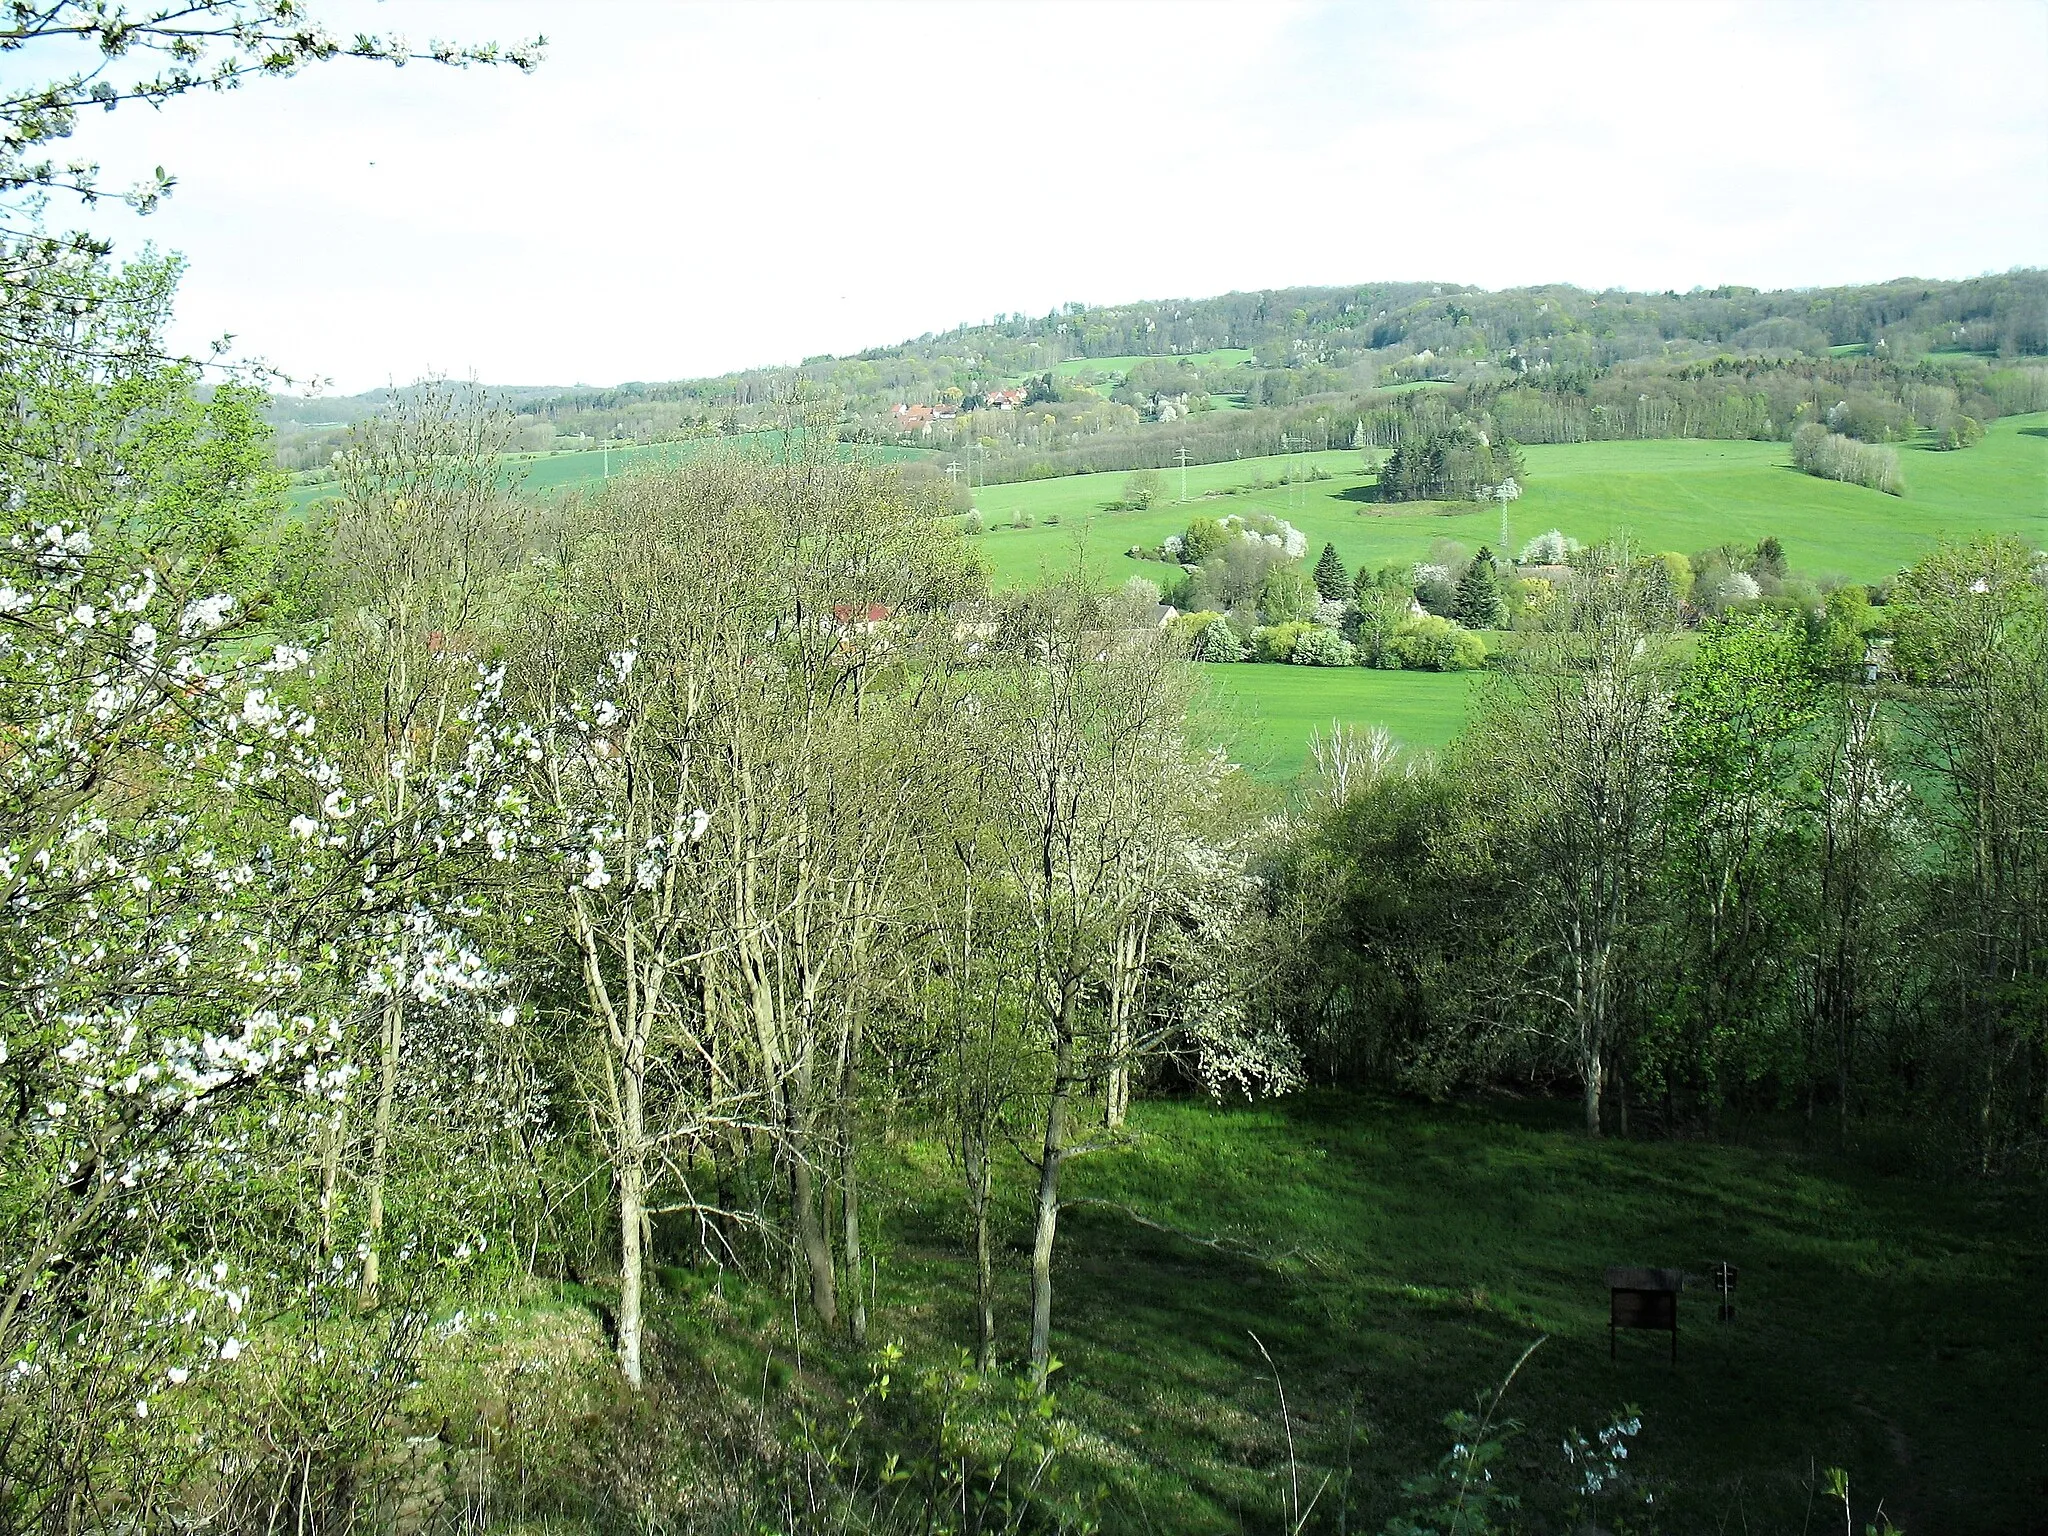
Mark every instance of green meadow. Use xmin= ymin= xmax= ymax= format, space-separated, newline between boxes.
xmin=972 ymin=416 xmax=2043 ymax=777
xmin=668 ymin=1089 xmax=2047 ymax=1534
xmin=1192 ymin=663 xmax=1475 ymax=778
xmin=970 ymin=411 xmax=2048 ymax=589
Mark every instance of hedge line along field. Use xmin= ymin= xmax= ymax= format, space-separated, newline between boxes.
xmin=969 ymin=410 xmax=2048 ymax=589
xmin=1192 ymin=663 xmax=1475 ymax=777
xmin=855 ymin=1090 xmax=2048 ymax=1535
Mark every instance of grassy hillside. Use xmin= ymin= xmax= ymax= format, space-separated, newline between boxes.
xmin=862 ymin=1090 xmax=2047 ymax=1534
xmin=970 ymin=411 xmax=2048 ymax=588
xmin=1048 ymin=347 xmax=1254 ymax=380
xmin=1193 ymin=664 xmax=1475 ymax=778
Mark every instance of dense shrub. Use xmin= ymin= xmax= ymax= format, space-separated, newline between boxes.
xmin=1518 ymin=529 xmax=1580 ymax=563
xmin=1388 ymin=615 xmax=1488 ymax=671
xmin=1189 ymin=613 xmax=1245 ymax=661
xmin=1791 ymin=423 xmax=1904 ymax=495
xmin=1931 ymin=414 xmax=1984 ymax=451
xmin=1822 ymin=390 xmax=1912 ymax=442
xmin=1251 ymin=621 xmax=1312 ymax=663
xmin=1120 ymin=469 xmax=1161 ymax=509
xmin=1291 ymin=626 xmax=1354 ymax=667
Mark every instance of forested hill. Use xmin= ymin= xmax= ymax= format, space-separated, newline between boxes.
xmin=267 ymin=271 xmax=2048 ymax=473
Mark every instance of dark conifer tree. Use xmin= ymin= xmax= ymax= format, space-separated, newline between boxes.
xmin=1314 ymin=542 xmax=1349 ymax=601
xmin=1453 ymin=546 xmax=1505 ymax=629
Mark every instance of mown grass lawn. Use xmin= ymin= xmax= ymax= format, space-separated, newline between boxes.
xmin=970 ymin=412 xmax=2048 ymax=589
xmin=857 ymin=1091 xmax=2048 ymax=1535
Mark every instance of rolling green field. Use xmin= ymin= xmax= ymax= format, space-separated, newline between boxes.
xmin=970 ymin=412 xmax=2048 ymax=589
xmin=821 ymin=1090 xmax=2046 ymax=1533
xmin=976 ymin=417 xmax=2043 ymax=775
xmin=1193 ymin=663 xmax=1475 ymax=778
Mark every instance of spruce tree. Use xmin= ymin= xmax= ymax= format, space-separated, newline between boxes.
xmin=1453 ymin=546 xmax=1504 ymax=629
xmin=1313 ymin=541 xmax=1349 ymax=602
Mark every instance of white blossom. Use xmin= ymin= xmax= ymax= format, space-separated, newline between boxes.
xmin=178 ymin=593 xmax=236 ymax=636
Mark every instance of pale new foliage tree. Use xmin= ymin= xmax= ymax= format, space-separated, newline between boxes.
xmin=1306 ymin=720 xmax=1403 ymax=807
xmin=319 ymin=385 xmax=529 ymax=1303
xmin=1479 ymin=542 xmax=1674 ymax=1134
xmin=516 ymin=499 xmax=735 ymax=1390
xmin=1888 ymin=536 xmax=2048 ymax=1167
xmin=517 ymin=450 xmax=976 ymax=1383
xmin=968 ymin=587 xmax=1287 ymax=1385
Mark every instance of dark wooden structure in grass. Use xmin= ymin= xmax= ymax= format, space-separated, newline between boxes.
xmin=1606 ymin=1266 xmax=1683 ymax=1362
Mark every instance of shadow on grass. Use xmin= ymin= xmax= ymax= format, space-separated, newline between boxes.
xmin=895 ymin=1088 xmax=2048 ymax=1535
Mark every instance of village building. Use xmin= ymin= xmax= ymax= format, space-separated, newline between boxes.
xmin=890 ymin=402 xmax=957 ymax=435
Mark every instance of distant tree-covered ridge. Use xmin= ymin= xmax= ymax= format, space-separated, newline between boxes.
xmin=268 ymin=271 xmax=2048 ymax=483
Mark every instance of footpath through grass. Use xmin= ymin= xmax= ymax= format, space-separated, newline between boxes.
xmin=865 ymin=1092 xmax=2048 ymax=1534
xmin=970 ymin=412 xmax=2048 ymax=589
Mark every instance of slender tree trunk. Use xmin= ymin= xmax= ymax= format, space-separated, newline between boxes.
xmin=970 ymin=1133 xmax=995 ymax=1372
xmin=617 ymin=1129 xmax=646 ymax=1386
xmin=1582 ymin=1049 xmax=1604 ymax=1137
xmin=1029 ymin=998 xmax=1076 ymax=1390
xmin=787 ymin=1017 xmax=839 ymax=1327
xmin=1575 ymin=938 xmax=1604 ymax=1137
xmin=791 ymin=1162 xmax=838 ymax=1325
xmin=791 ymin=1146 xmax=839 ymax=1329
xmin=1106 ymin=930 xmax=1132 ymax=1130
xmin=841 ymin=1019 xmax=866 ymax=1347
xmin=1835 ymin=947 xmax=1855 ymax=1151
xmin=616 ymin=1013 xmax=651 ymax=1388
xmin=359 ymin=986 xmax=405 ymax=1308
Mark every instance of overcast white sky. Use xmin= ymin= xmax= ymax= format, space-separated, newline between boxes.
xmin=44 ymin=0 xmax=2048 ymax=393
